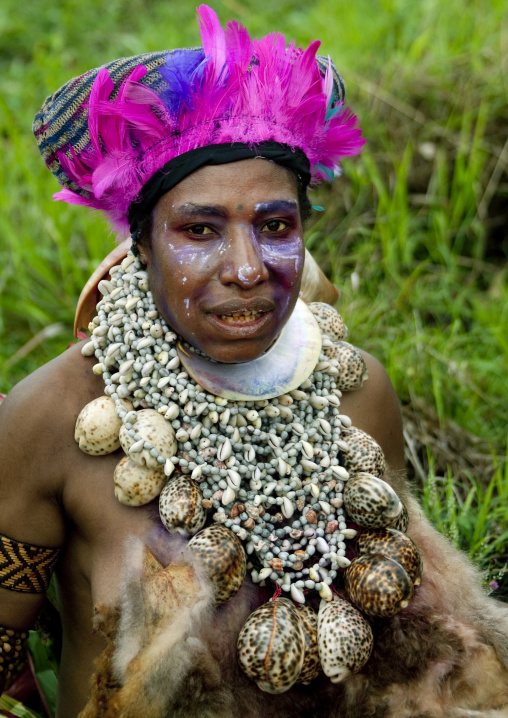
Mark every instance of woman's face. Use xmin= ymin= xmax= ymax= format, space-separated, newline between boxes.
xmin=139 ymin=159 xmax=305 ymax=364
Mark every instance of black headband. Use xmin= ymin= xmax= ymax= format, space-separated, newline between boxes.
xmin=128 ymin=141 xmax=311 ymax=234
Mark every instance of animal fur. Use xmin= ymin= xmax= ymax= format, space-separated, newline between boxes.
xmin=78 ymin=477 xmax=508 ymax=718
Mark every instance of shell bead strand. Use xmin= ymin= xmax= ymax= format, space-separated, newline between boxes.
xmin=79 ymin=254 xmax=364 ymax=597
xmin=75 ymin=251 xmax=423 ymax=692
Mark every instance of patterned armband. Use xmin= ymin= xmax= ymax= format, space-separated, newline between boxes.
xmin=0 ymin=627 xmax=28 ymax=683
xmin=0 ymin=534 xmax=60 ymax=594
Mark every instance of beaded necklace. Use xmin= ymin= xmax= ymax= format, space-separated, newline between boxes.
xmin=81 ymin=251 xmax=374 ymax=601
xmin=77 ymin=250 xmax=420 ymax=689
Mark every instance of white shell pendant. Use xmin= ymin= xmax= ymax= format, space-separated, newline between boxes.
xmin=75 ymin=396 xmax=132 ymax=455
xmin=119 ymin=409 xmax=177 ymax=469
xmin=114 ymin=456 xmax=167 ymax=506
xmin=317 ymin=596 xmax=373 ymax=682
xmin=176 ymin=299 xmax=322 ymax=401
xmin=159 ymin=476 xmax=206 ymax=536
xmin=237 ymin=598 xmax=305 ymax=693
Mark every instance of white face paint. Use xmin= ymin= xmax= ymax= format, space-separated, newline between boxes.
xmin=140 ymin=159 xmax=305 ymax=364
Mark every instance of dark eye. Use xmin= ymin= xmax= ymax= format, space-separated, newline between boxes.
xmin=261 ymin=220 xmax=288 ymax=233
xmin=186 ymin=224 xmax=214 ymax=236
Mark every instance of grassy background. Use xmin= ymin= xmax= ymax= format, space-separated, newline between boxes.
xmin=0 ymin=0 xmax=507 ymax=584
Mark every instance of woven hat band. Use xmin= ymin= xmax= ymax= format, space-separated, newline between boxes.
xmin=128 ymin=141 xmax=311 ymax=233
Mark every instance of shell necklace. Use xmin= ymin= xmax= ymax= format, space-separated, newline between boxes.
xmin=77 ymin=250 xmax=422 ymax=691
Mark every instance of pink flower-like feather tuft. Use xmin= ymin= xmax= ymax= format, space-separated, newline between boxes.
xmin=55 ymin=4 xmax=365 ymax=235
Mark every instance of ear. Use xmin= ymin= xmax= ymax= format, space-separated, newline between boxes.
xmin=135 ymin=235 xmax=150 ymax=266
xmin=138 ymin=249 xmax=149 ymax=266
xmin=134 ymin=215 xmax=153 ymax=266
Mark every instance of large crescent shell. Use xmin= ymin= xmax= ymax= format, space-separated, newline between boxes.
xmin=74 ymin=238 xmax=131 ymax=335
xmin=177 ymin=299 xmax=322 ymax=401
xmin=299 ymin=249 xmax=339 ymax=305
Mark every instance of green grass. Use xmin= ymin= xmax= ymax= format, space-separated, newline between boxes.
xmin=0 ymin=0 xmax=506 ymax=594
xmin=0 ymin=0 xmax=506 ymax=708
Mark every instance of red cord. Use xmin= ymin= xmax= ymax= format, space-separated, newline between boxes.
xmin=272 ymin=582 xmax=282 ymax=599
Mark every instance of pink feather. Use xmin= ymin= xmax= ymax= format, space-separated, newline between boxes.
xmin=323 ymin=57 xmax=334 ymax=107
xmin=55 ymin=4 xmax=365 ymax=235
xmin=88 ymin=69 xmax=115 ymax=156
xmin=197 ymin=5 xmax=226 ymax=85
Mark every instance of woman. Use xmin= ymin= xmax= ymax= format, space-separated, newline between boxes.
xmin=1 ymin=5 xmax=507 ymax=717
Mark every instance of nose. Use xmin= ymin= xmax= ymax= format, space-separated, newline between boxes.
xmin=219 ymin=225 xmax=269 ymax=289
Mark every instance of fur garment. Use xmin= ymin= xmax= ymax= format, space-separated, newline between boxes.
xmin=78 ymin=476 xmax=508 ymax=718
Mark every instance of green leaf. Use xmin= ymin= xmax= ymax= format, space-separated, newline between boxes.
xmin=0 ymin=693 xmax=43 ymax=718
xmin=26 ymin=632 xmax=57 ymax=718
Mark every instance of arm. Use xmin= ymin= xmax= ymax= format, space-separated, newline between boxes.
xmin=0 ymin=363 xmax=68 ymax=690
xmin=339 ymin=351 xmax=406 ymax=478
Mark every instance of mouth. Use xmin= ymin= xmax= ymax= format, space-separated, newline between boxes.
xmin=206 ymin=299 xmax=275 ymax=336
xmin=219 ymin=310 xmax=265 ymax=324
xmin=208 ymin=299 xmax=274 ymax=328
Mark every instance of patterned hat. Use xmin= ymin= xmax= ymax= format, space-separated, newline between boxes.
xmin=33 ymin=5 xmax=364 ymax=236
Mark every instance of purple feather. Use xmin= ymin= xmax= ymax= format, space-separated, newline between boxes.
xmin=159 ymin=49 xmax=207 ymax=114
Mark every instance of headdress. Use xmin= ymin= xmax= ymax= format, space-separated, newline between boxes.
xmin=33 ymin=5 xmax=364 ymax=236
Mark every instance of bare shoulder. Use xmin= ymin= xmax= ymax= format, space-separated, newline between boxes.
xmin=338 ymin=350 xmax=405 ymax=474
xmin=0 ymin=343 xmax=102 ymax=543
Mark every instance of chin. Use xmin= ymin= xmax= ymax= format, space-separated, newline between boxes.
xmin=202 ymin=340 xmax=273 ymax=364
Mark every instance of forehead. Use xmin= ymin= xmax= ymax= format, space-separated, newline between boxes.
xmin=152 ymin=158 xmax=299 ymax=220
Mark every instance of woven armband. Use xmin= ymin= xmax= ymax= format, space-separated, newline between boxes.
xmin=0 ymin=627 xmax=28 ymax=683
xmin=0 ymin=535 xmax=60 ymax=594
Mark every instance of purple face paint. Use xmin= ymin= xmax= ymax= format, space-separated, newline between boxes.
xmin=141 ymin=159 xmax=305 ymax=364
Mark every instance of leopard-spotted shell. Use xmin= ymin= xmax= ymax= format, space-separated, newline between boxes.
xmin=188 ymin=524 xmax=246 ymax=605
xmin=317 ymin=596 xmax=373 ymax=682
xmin=308 ymin=302 xmax=348 ymax=342
xmin=340 ymin=426 xmax=386 ymax=478
xmin=344 ymin=473 xmax=402 ymax=528
xmin=237 ymin=598 xmax=305 ymax=694
xmin=159 ymin=475 xmax=206 ymax=536
xmin=345 ymin=553 xmax=413 ymax=617
xmin=324 ymin=341 xmax=368 ymax=391
xmin=295 ymin=605 xmax=322 ymax=684
xmin=389 ymin=502 xmax=409 ymax=532
xmin=356 ymin=527 xmax=422 ymax=585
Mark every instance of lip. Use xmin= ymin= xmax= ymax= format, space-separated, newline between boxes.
xmin=206 ymin=298 xmax=276 ymax=315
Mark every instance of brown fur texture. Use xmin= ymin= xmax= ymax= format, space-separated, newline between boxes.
xmin=78 ymin=477 xmax=508 ymax=718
